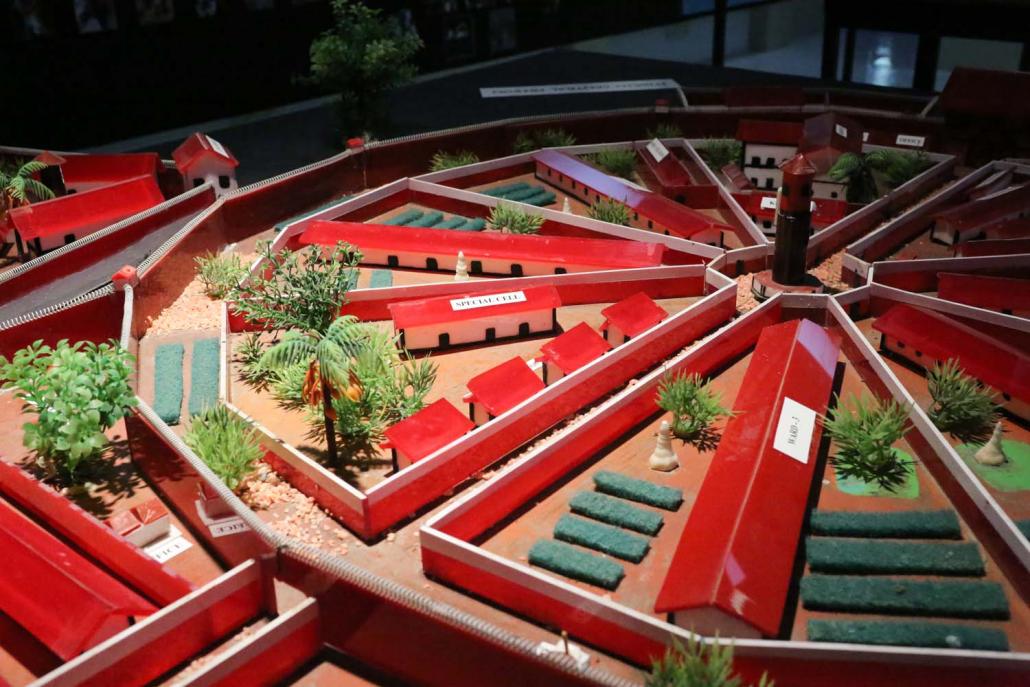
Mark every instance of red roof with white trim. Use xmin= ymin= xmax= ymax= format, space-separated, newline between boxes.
xmin=389 ymin=285 xmax=561 ymax=331
xmin=172 ymin=133 xmax=239 ymax=172
xmin=381 ymin=399 xmax=475 ymax=464
xmin=735 ymin=119 xmax=803 ymax=146
xmin=599 ymin=292 xmax=667 ymax=338
xmin=733 ymin=191 xmax=848 ymax=227
xmin=537 ymin=322 xmax=612 ymax=374
xmin=300 ymin=221 xmax=665 ymax=269
xmin=60 ymin=153 xmax=161 ymax=186
xmin=640 ymin=145 xmax=692 ymax=190
xmin=465 ymin=357 xmax=545 ymax=417
xmin=933 ymin=182 xmax=1030 ymax=232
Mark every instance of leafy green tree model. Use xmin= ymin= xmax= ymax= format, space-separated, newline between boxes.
xmin=585 ymin=149 xmax=639 ymax=179
xmin=0 ymin=340 xmax=136 ymax=481
xmin=657 ymin=372 xmax=734 ymax=447
xmin=488 ymin=203 xmax=544 ymax=234
xmin=229 ymin=241 xmax=363 ymax=464
xmin=829 ymin=149 xmax=933 ymax=204
xmin=513 ymin=128 xmax=577 ymax=153
xmin=824 ymin=394 xmax=911 ymax=491
xmin=648 ymin=637 xmax=773 ymax=687
xmin=429 ymin=150 xmax=480 ymax=172
xmin=195 ymin=251 xmax=246 ymax=299
xmin=303 ymin=0 xmax=422 ymax=137
xmin=695 ymin=139 xmax=742 ymax=171
xmin=1 ymin=159 xmax=55 ymax=224
xmin=588 ymin=198 xmax=632 ymax=226
xmin=927 ymin=359 xmax=1000 ymax=443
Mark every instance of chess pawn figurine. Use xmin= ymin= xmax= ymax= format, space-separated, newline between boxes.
xmin=974 ymin=421 xmax=1007 ymax=466
xmin=562 ymin=196 xmax=571 ymax=214
xmin=649 ymin=420 xmax=679 ymax=472
xmin=454 ymin=251 xmax=470 ymax=281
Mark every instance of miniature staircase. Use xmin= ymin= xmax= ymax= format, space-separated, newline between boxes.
xmin=152 ymin=336 xmax=220 ymax=426
xmin=801 ymin=509 xmax=1010 ymax=651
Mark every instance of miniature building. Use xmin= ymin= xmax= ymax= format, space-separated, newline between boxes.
xmin=33 ymin=151 xmax=68 ymax=196
xmin=172 ymin=132 xmax=239 ymax=196
xmin=654 ymin=319 xmax=842 ymax=638
xmin=536 ymin=322 xmax=612 ymax=383
xmin=873 ymin=303 xmax=1030 ymax=421
xmin=59 ymin=152 xmax=162 ymax=194
xmin=985 ymin=217 xmax=1030 ymax=240
xmin=532 ymin=150 xmax=731 ymax=245
xmin=463 ymin=357 xmax=546 ymax=425
xmin=721 ymin=163 xmax=754 ymax=192
xmin=937 ymin=272 xmax=1030 ymax=317
xmin=299 ymin=221 xmax=665 ymax=276
xmin=388 ymin=285 xmax=561 ymax=351
xmin=957 ymin=237 xmax=1030 ymax=257
xmin=735 ymin=119 xmax=803 ymax=191
xmin=735 ymin=190 xmax=847 ymax=234
xmin=599 ymin=292 xmax=668 ymax=346
xmin=638 ymin=139 xmax=692 ymax=201
xmin=797 ymin=112 xmax=866 ymax=200
xmin=930 ymin=183 xmax=1030 ymax=245
xmin=381 ymin=399 xmax=476 ymax=470
xmin=106 ymin=498 xmax=171 ymax=547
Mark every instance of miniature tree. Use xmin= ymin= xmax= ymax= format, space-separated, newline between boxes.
xmin=184 ymin=405 xmax=263 ymax=492
xmin=927 ymin=359 xmax=1000 ymax=444
xmin=585 ymin=149 xmax=638 ymax=179
xmin=1 ymin=160 xmax=55 ymax=224
xmin=828 ymin=153 xmax=878 ymax=204
xmin=588 ymin=198 xmax=631 ymax=226
xmin=488 ymin=202 xmax=544 ymax=234
xmin=195 ymin=251 xmax=246 ymax=299
xmin=429 ymin=150 xmax=479 ymax=172
xmin=695 ymin=139 xmax=742 ymax=171
xmin=647 ymin=123 xmax=683 ymax=139
xmin=513 ymin=128 xmax=577 ymax=153
xmin=829 ymin=150 xmax=931 ymax=204
xmin=236 ymin=332 xmax=275 ymax=388
xmin=657 ymin=372 xmax=734 ymax=447
xmin=302 ymin=0 xmax=422 ymax=136
xmin=824 ymin=394 xmax=911 ymax=491
xmin=647 ymin=636 xmax=773 ymax=687
xmin=0 ymin=340 xmax=136 ymax=481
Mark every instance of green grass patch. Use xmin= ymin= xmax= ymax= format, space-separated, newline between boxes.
xmin=569 ymin=491 xmax=663 ymax=535
xmin=483 ymin=182 xmax=530 ymax=197
xmin=188 ymin=339 xmax=220 ymax=417
xmin=502 ymin=185 xmax=546 ymax=202
xmin=806 ymin=538 xmax=984 ymax=576
xmin=523 ymin=190 xmax=557 ymax=206
xmin=834 ymin=448 xmax=919 ymax=498
xmin=154 ymin=344 xmax=184 ymax=425
xmin=807 ymin=619 xmax=1008 ymax=651
xmin=408 ymin=211 xmax=444 ymax=227
xmin=554 ymin=514 xmax=650 ymax=563
xmin=809 ymin=510 xmax=961 ymax=539
xmin=800 ymin=575 xmax=1009 ymax=619
xmin=383 ymin=209 xmax=423 ymax=225
xmin=528 ymin=539 xmax=624 ymax=590
xmin=593 ymin=471 xmax=683 ymax=511
xmin=957 ymin=440 xmax=1030 ymax=492
xmin=369 ymin=270 xmax=393 ymax=288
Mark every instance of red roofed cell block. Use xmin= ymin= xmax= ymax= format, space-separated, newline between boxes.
xmin=106 ymin=498 xmax=171 ymax=548
xmin=173 ymin=132 xmax=239 ymax=196
xmin=654 ymin=319 xmax=841 ymax=638
xmin=463 ymin=357 xmax=545 ymax=425
xmin=60 ymin=152 xmax=161 ymax=193
xmin=873 ymin=303 xmax=1030 ymax=421
xmin=930 ymin=183 xmax=1030 ymax=245
xmin=388 ymin=285 xmax=562 ymax=351
xmin=599 ymin=291 xmax=667 ymax=346
xmin=936 ymin=272 xmax=1030 ymax=317
xmin=537 ymin=321 xmax=612 ymax=383
xmin=735 ymin=119 xmax=803 ymax=193
xmin=381 ymin=399 xmax=476 ymax=470
xmin=798 ymin=112 xmax=865 ymax=201
xmin=639 ymin=140 xmax=692 ymax=201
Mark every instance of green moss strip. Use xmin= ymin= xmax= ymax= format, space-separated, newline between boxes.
xmin=554 ymin=515 xmax=650 ymax=563
xmin=807 ymin=619 xmax=1008 ymax=651
xmin=503 ymin=186 xmax=546 ymax=202
xmin=529 ymin=539 xmax=624 ymax=590
xmin=383 ymin=209 xmax=423 ymax=225
xmin=809 ymin=510 xmax=961 ymax=539
xmin=154 ymin=344 xmax=184 ymax=425
xmin=569 ymin=491 xmax=663 ymax=535
xmin=369 ymin=270 xmax=393 ymax=288
xmin=524 ymin=190 xmax=557 ymax=206
xmin=457 ymin=218 xmax=486 ymax=231
xmin=593 ymin=471 xmax=683 ymax=511
xmin=483 ymin=182 xmax=530 ymax=197
xmin=800 ymin=575 xmax=1009 ymax=619
xmin=1018 ymin=519 xmax=1030 ymax=541
xmin=188 ymin=339 xmax=220 ymax=417
xmin=806 ymin=538 xmax=984 ymax=576
xmin=434 ymin=216 xmax=468 ymax=229
xmin=408 ymin=211 xmax=444 ymax=227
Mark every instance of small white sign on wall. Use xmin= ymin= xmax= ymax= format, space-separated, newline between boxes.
xmin=895 ymin=134 xmax=926 ymax=148
xmin=646 ymin=138 xmax=669 ymax=162
xmin=208 ymin=136 xmax=230 ymax=158
xmin=450 ymin=291 xmax=527 ymax=311
xmin=760 ymin=196 xmax=778 ymax=211
xmin=772 ymin=397 xmax=817 ymax=464
xmin=210 ymin=518 xmax=249 ymax=538
xmin=834 ymin=124 xmax=849 ymax=138
xmin=144 ymin=525 xmax=192 ymax=563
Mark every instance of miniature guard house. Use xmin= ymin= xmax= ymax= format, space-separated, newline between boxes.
xmin=172 ymin=133 xmax=239 ymax=196
xmin=388 ymin=285 xmax=562 ymax=351
xmin=735 ymin=119 xmax=803 ymax=190
xmin=463 ymin=357 xmax=545 ymax=425
xmin=536 ymin=321 xmax=612 ymax=384
xmin=599 ymin=292 xmax=668 ymax=346
xmin=106 ymin=498 xmax=171 ymax=548
xmin=798 ymin=112 xmax=866 ymax=200
xmin=381 ymin=399 xmax=475 ymax=470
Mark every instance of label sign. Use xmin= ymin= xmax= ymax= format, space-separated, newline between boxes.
xmin=772 ymin=397 xmax=817 ymax=464
xmin=209 ymin=518 xmax=249 ymax=538
xmin=208 ymin=136 xmax=229 ymax=158
xmin=646 ymin=138 xmax=669 ymax=162
xmin=895 ymin=134 xmax=926 ymax=148
xmin=760 ymin=196 xmax=778 ymax=211
xmin=834 ymin=124 xmax=849 ymax=138
xmin=450 ymin=291 xmax=526 ymax=311
xmin=144 ymin=526 xmax=192 ymax=563
xmin=480 ymin=79 xmax=679 ymax=98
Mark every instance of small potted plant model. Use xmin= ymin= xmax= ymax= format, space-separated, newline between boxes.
xmin=656 ymin=372 xmax=734 ymax=448
xmin=824 ymin=394 xmax=911 ymax=492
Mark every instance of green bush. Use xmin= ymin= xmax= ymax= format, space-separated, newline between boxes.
xmin=587 ymin=198 xmax=631 ymax=226
xmin=927 ymin=359 xmax=999 ymax=443
xmin=647 ymin=123 xmax=683 ymax=140
xmin=648 ymin=637 xmax=773 ymax=687
xmin=184 ymin=405 xmax=263 ymax=492
xmin=800 ymin=575 xmax=1009 ymax=619
xmin=808 ymin=509 xmax=961 ymax=539
xmin=487 ymin=202 xmax=544 ymax=234
xmin=585 ymin=149 xmax=638 ymax=179
xmin=236 ymin=333 xmax=275 ymax=388
xmin=825 ymin=394 xmax=911 ymax=492
xmin=806 ymin=537 xmax=984 ymax=576
xmin=593 ymin=470 xmax=683 ymax=510
xmin=513 ymin=128 xmax=576 ymax=153
xmin=695 ymin=138 xmax=742 ymax=171
xmin=553 ymin=514 xmax=650 ymax=563
xmin=188 ymin=338 xmax=220 ymax=417
xmin=569 ymin=491 xmax=664 ymax=535
xmin=195 ymin=252 xmax=246 ymax=299
xmin=528 ymin=539 xmax=625 ymax=590
xmin=0 ymin=340 xmax=136 ymax=480
xmin=807 ymin=619 xmax=1008 ymax=652
xmin=657 ymin=372 xmax=733 ymax=445
xmin=429 ymin=150 xmax=479 ymax=172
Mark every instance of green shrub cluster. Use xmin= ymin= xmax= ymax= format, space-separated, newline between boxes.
xmin=528 ymin=539 xmax=624 ymax=590
xmin=429 ymin=150 xmax=479 ymax=172
xmin=184 ymin=404 xmax=263 ymax=492
xmin=195 ymin=252 xmax=246 ymax=299
xmin=647 ymin=637 xmax=773 ymax=687
xmin=487 ymin=202 xmax=544 ymax=234
xmin=657 ymin=372 xmax=733 ymax=446
xmin=808 ymin=509 xmax=961 ymax=539
xmin=513 ymin=128 xmax=576 ymax=153
xmin=553 ymin=514 xmax=650 ymax=563
xmin=927 ymin=359 xmax=1000 ymax=443
xmin=569 ymin=491 xmax=663 ymax=535
xmin=695 ymin=138 xmax=742 ymax=171
xmin=807 ymin=619 xmax=1008 ymax=652
xmin=825 ymin=394 xmax=911 ymax=492
xmin=587 ymin=198 xmax=631 ymax=226
xmin=585 ymin=149 xmax=638 ymax=179
xmin=806 ymin=537 xmax=984 ymax=576
xmin=593 ymin=470 xmax=683 ymax=511
xmin=646 ymin=123 xmax=683 ymax=140
xmin=801 ymin=575 xmax=1009 ymax=619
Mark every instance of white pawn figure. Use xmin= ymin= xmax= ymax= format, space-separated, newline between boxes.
xmin=562 ymin=196 xmax=571 ymax=214
xmin=454 ymin=251 xmax=470 ymax=282
xmin=649 ymin=420 xmax=678 ymax=472
xmin=975 ymin=421 xmax=1007 ymax=466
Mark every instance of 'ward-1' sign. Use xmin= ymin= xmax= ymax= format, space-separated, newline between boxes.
xmin=450 ymin=291 xmax=526 ymax=311
xmin=772 ymin=397 xmax=817 ymax=464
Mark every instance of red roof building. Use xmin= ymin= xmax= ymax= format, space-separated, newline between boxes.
xmin=172 ymin=133 xmax=239 ymax=195
xmin=936 ymin=271 xmax=1030 ymax=318
xmin=639 ymin=142 xmax=692 ymax=200
xmin=735 ymin=119 xmax=804 ymax=147
xmin=381 ymin=399 xmax=476 ymax=470
xmin=721 ymin=163 xmax=753 ymax=191
xmin=60 ymin=153 xmax=161 ymax=192
xmin=985 ymin=217 xmax=1030 ymax=240
xmin=797 ymin=113 xmax=865 ymax=200
xmin=463 ymin=357 xmax=545 ymax=425
xmin=735 ymin=120 xmax=804 ymax=192
xmin=734 ymin=190 xmax=847 ymax=233
xmin=536 ymin=322 xmax=612 ymax=383
xmin=957 ymin=237 xmax=1030 ymax=257
xmin=599 ymin=292 xmax=668 ymax=345
xmin=931 ymin=183 xmax=1030 ymax=244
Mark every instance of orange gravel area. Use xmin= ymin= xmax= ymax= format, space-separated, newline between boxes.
xmin=809 ymin=249 xmax=850 ymax=292
xmin=144 ymin=252 xmax=257 ymax=336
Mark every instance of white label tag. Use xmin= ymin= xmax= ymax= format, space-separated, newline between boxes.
xmin=208 ymin=136 xmax=229 ymax=158
xmin=209 ymin=518 xmax=249 ymax=538
xmin=144 ymin=526 xmax=192 ymax=563
xmin=862 ymin=131 xmax=869 ymax=141
xmin=646 ymin=138 xmax=669 ymax=162
xmin=772 ymin=397 xmax=817 ymax=464
xmin=895 ymin=134 xmax=926 ymax=148
xmin=450 ymin=291 xmax=526 ymax=311
xmin=760 ymin=196 xmax=777 ymax=210
xmin=834 ymin=124 xmax=849 ymax=138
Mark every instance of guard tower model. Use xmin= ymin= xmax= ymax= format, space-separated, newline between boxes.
xmin=752 ymin=153 xmax=824 ymax=299
xmin=172 ymin=133 xmax=239 ymax=196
